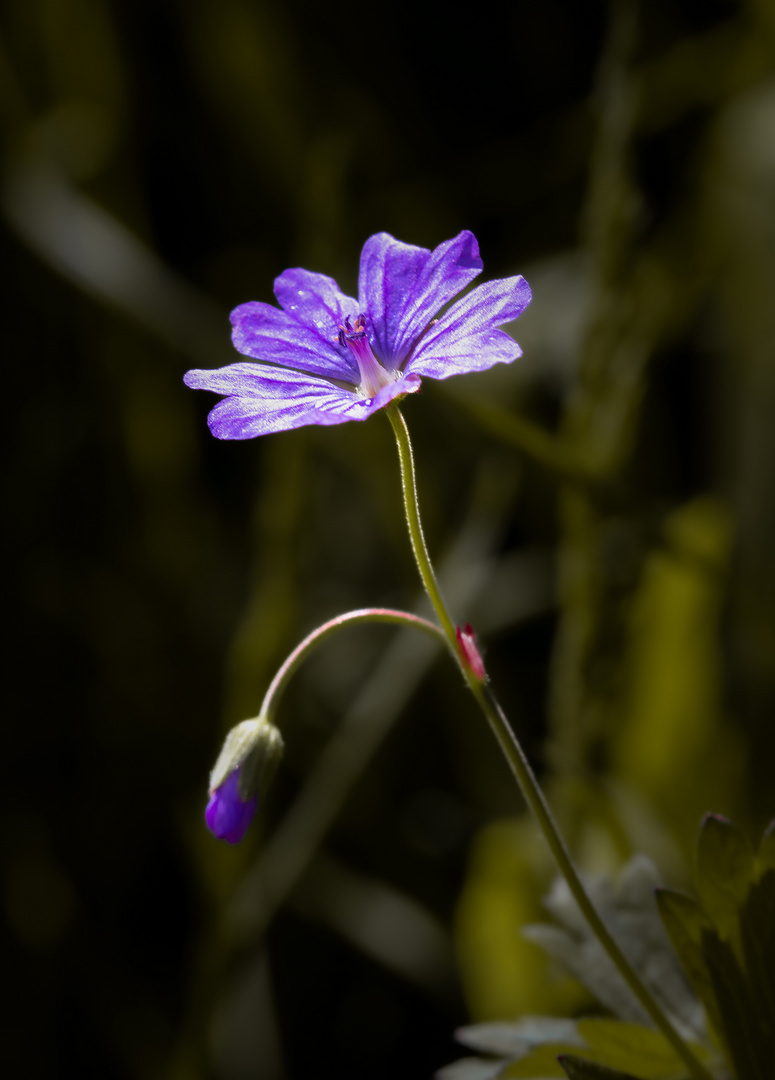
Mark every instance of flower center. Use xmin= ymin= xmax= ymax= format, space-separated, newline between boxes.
xmin=338 ymin=315 xmax=392 ymax=398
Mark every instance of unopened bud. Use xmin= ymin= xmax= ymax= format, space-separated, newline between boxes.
xmin=205 ymin=718 xmax=284 ymax=844
xmin=456 ymin=622 xmax=486 ymax=682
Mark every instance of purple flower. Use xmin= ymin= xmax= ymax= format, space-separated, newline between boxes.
xmin=205 ymin=767 xmax=257 ymax=844
xmin=184 ymin=231 xmax=531 ymax=438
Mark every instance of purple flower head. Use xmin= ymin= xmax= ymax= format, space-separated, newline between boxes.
xmin=205 ymin=767 xmax=257 ymax=844
xmin=184 ymin=231 xmax=531 ymax=438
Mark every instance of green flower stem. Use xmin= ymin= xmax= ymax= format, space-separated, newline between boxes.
xmin=385 ymin=403 xmax=714 ymax=1080
xmin=257 ymin=608 xmax=447 ymax=724
xmin=385 ymin=405 xmax=457 ymax=648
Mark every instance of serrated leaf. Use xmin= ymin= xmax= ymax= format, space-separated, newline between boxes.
xmin=500 ymin=1020 xmax=708 ymax=1080
xmin=523 ymin=921 xmax=649 ymax=1027
xmin=695 ymin=814 xmax=755 ymax=946
xmin=558 ymin=1056 xmax=645 ymax=1080
xmin=576 ymin=1019 xmax=706 ymax=1079
xmin=527 ymin=859 xmax=704 ymax=1039
xmin=655 ymin=888 xmax=724 ymax=1045
xmin=436 ymin=1057 xmax=505 ymax=1080
xmin=456 ymin=1017 xmax=584 ymax=1058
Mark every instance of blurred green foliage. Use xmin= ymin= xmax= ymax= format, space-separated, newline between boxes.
xmin=448 ymin=817 xmax=775 ymax=1078
xmin=3 ymin=0 xmax=775 ymax=1079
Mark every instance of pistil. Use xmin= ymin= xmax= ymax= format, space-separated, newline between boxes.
xmin=338 ymin=315 xmax=392 ymax=398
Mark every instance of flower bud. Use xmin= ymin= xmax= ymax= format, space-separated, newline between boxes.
xmin=456 ymin=622 xmax=486 ymax=682
xmin=205 ymin=718 xmax=284 ymax=844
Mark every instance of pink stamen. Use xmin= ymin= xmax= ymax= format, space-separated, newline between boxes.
xmin=338 ymin=315 xmax=393 ymax=398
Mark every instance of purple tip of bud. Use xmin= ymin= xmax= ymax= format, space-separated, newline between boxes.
xmin=205 ymin=768 xmax=258 ymax=844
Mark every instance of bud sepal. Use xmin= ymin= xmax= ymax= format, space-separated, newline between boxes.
xmin=456 ymin=623 xmax=487 ymax=683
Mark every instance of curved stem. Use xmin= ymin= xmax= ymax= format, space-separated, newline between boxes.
xmin=384 ymin=403 xmax=714 ymax=1080
xmin=258 ymin=607 xmax=446 ymax=725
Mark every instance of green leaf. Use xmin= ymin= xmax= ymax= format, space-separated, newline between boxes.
xmin=558 ymin=1056 xmax=646 ymax=1080
xmin=576 ymin=1019 xmax=705 ymax=1078
xmin=654 ymin=888 xmax=724 ymax=1045
xmin=500 ymin=1020 xmax=709 ymax=1080
xmin=701 ymin=929 xmax=769 ymax=1080
xmin=658 ymin=817 xmax=775 ymax=1080
xmin=658 ymin=866 xmax=774 ymax=1080
xmin=695 ymin=813 xmax=755 ymax=946
xmin=739 ymin=868 xmax=775 ymax=1033
xmin=501 ymin=1044 xmax=581 ymax=1078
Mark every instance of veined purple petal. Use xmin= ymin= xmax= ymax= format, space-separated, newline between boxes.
xmin=184 ymin=362 xmax=420 ymax=439
xmin=406 ymin=275 xmax=532 ymax=380
xmin=231 ymin=301 xmax=358 ymax=382
xmin=187 ymin=230 xmax=530 ymax=438
xmin=273 ymin=268 xmax=360 ymax=341
xmin=310 ymin=370 xmax=421 ymax=425
xmin=358 ymin=231 xmax=483 ymax=368
xmin=205 ymin=769 xmax=257 ymax=844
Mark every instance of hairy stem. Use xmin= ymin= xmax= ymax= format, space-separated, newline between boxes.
xmin=385 ymin=404 xmax=457 ymax=646
xmin=385 ymin=402 xmax=714 ymax=1080
xmin=258 ymin=607 xmax=446 ymax=724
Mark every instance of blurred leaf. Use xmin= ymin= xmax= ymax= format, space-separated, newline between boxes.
xmin=740 ymin=870 xmax=775 ymax=1031
xmin=654 ymin=888 xmax=723 ymax=1045
xmin=657 ymin=819 xmax=775 ymax=1080
xmin=734 ymin=825 xmax=775 ymax=1075
xmin=436 ymin=1057 xmax=505 ymax=1080
xmin=558 ymin=1057 xmax=644 ymax=1080
xmin=576 ymin=1019 xmax=704 ymax=1078
xmin=452 ymin=1014 xmax=711 ymax=1080
xmin=612 ymin=499 xmax=742 ymax=858
xmin=701 ymin=931 xmax=767 ymax=1080
xmin=500 ymin=1018 xmax=703 ymax=1080
xmin=695 ymin=814 xmax=755 ymax=948
xmin=455 ymin=818 xmax=589 ymax=1020
xmin=525 ymin=857 xmax=704 ymax=1038
xmin=501 ymin=1044 xmax=582 ymax=1078
xmin=456 ymin=1017 xmax=583 ymax=1059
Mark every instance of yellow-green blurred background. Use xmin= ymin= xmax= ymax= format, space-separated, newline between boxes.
xmin=4 ymin=1 xmax=775 ymax=1078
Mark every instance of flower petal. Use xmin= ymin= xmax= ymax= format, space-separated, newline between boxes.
xmin=359 ymin=231 xmax=483 ymax=367
xmin=184 ymin=362 xmax=420 ymax=439
xmin=231 ymin=300 xmax=358 ymax=382
xmin=273 ymin=268 xmax=360 ymax=340
xmin=406 ymin=275 xmax=532 ymax=380
xmin=205 ymin=770 xmax=257 ymax=844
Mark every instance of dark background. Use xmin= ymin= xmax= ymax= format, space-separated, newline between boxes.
xmin=4 ymin=0 xmax=775 ymax=1078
